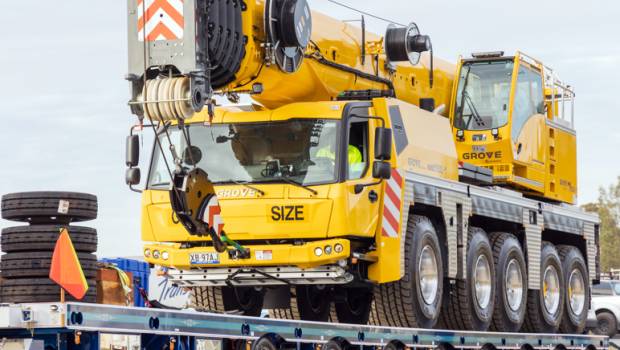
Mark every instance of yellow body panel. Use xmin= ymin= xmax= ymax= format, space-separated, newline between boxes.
xmin=386 ymin=99 xmax=459 ymax=181
xmin=545 ymin=124 xmax=577 ymax=203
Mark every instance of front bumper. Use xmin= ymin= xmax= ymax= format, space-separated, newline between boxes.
xmin=143 ymin=238 xmax=351 ymax=270
xmin=166 ymin=265 xmax=353 ymax=287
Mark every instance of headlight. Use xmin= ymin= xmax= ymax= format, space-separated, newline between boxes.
xmin=334 ymin=244 xmax=344 ymax=253
xmin=161 ymin=251 xmax=170 ymax=260
xmin=144 ymin=248 xmax=151 ymax=257
xmin=324 ymin=245 xmax=332 ymax=255
xmin=152 ymin=250 xmax=161 ymax=259
xmin=314 ymin=247 xmax=323 ymax=257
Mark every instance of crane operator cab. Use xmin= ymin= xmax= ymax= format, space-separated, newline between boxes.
xmin=449 ymin=51 xmax=577 ymax=204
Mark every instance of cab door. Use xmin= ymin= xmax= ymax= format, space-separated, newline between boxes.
xmin=342 ymin=109 xmax=382 ymax=237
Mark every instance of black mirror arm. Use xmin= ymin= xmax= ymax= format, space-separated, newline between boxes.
xmin=129 ymin=183 xmax=143 ymax=194
xmin=354 ymin=180 xmax=383 ymax=195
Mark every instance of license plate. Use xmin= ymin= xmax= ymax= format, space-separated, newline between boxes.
xmin=189 ymin=252 xmax=220 ymax=265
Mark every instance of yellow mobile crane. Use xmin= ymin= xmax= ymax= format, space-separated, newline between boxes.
xmin=124 ymin=0 xmax=599 ymax=335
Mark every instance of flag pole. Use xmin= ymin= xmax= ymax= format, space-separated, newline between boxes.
xmin=60 ymin=288 xmax=66 ymax=303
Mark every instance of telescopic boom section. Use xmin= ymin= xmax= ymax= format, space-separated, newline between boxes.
xmin=126 ymin=0 xmax=455 ymax=121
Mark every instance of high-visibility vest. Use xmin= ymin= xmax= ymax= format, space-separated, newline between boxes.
xmin=316 ymin=145 xmax=362 ymax=165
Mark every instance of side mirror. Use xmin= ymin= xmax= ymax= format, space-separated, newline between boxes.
xmin=125 ymin=167 xmax=141 ymax=186
xmin=372 ymin=161 xmax=391 ymax=180
xmin=374 ymin=127 xmax=392 ymax=160
xmin=126 ymin=135 xmax=140 ymax=167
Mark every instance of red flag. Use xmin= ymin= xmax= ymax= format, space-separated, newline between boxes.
xmin=49 ymin=228 xmax=89 ymax=299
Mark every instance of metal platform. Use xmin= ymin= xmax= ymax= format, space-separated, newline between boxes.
xmin=0 ymin=302 xmax=609 ymax=350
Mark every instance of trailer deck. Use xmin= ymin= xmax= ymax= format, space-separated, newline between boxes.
xmin=0 ymin=302 xmax=609 ymax=350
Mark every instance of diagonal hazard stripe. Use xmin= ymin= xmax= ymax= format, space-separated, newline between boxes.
xmin=391 ymin=169 xmax=403 ymax=186
xmin=138 ymin=0 xmax=184 ymax=32
xmin=385 ymin=182 xmax=401 ymax=207
xmin=145 ymin=22 xmax=178 ymax=41
xmin=383 ymin=207 xmax=399 ymax=231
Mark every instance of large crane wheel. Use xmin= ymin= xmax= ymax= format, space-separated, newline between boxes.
xmin=488 ymin=232 xmax=528 ymax=332
xmin=190 ymin=286 xmax=263 ymax=316
xmin=373 ymin=215 xmax=443 ymax=328
xmin=441 ymin=227 xmax=495 ymax=331
xmin=522 ymin=242 xmax=564 ymax=333
xmin=557 ymin=245 xmax=589 ymax=334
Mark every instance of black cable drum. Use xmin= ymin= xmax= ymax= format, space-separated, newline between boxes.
xmin=265 ymin=0 xmax=312 ymax=74
xmin=279 ymin=0 xmax=312 ymax=48
xmin=207 ymin=0 xmax=248 ymax=88
xmin=385 ymin=23 xmax=427 ymax=65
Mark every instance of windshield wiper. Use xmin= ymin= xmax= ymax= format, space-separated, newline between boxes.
xmin=218 ymin=179 xmax=265 ymax=196
xmin=264 ymin=176 xmax=318 ymax=195
xmin=463 ymin=91 xmax=486 ymax=129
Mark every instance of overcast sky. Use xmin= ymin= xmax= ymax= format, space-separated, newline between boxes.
xmin=0 ymin=1 xmax=618 ymax=257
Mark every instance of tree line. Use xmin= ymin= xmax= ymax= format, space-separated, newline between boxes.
xmin=583 ymin=176 xmax=620 ymax=273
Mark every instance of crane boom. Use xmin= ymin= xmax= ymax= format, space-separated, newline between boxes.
xmin=126 ymin=0 xmax=454 ymax=119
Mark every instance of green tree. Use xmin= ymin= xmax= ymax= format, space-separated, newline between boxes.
xmin=583 ymin=176 xmax=620 ymax=272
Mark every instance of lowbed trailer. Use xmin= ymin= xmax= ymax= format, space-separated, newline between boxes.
xmin=0 ymin=302 xmax=609 ymax=350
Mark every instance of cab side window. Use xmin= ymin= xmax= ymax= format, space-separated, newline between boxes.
xmin=347 ymin=120 xmax=368 ymax=180
xmin=511 ymin=65 xmax=544 ymax=140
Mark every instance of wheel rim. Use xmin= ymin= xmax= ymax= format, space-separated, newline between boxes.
xmin=568 ymin=268 xmax=585 ymax=315
xmin=505 ymin=258 xmax=524 ymax=312
xmin=418 ymin=245 xmax=439 ymax=305
xmin=474 ymin=254 xmax=492 ymax=309
xmin=543 ymin=265 xmax=561 ymax=315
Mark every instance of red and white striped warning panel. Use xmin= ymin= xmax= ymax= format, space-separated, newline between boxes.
xmin=203 ymin=195 xmax=224 ymax=236
xmin=381 ymin=169 xmax=404 ymax=238
xmin=137 ymin=0 xmax=184 ymax=41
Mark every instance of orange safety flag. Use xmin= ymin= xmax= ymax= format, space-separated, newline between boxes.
xmin=49 ymin=228 xmax=89 ymax=299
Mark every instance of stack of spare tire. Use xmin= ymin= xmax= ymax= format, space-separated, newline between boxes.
xmin=0 ymin=192 xmax=98 ymax=303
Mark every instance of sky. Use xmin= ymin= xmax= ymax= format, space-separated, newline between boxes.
xmin=0 ymin=1 xmax=618 ymax=257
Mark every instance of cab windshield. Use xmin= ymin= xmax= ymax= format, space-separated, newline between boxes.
xmin=454 ymin=60 xmax=514 ymax=131
xmin=148 ymin=119 xmax=340 ymax=189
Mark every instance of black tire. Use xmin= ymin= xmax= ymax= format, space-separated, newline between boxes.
xmin=294 ymin=285 xmax=331 ymax=321
xmin=190 ymin=286 xmax=263 ymax=316
xmin=441 ymin=227 xmax=495 ymax=331
xmin=252 ymin=335 xmax=284 ymax=350
xmin=1 ymin=191 xmax=97 ymax=224
xmin=522 ymin=242 xmax=564 ymax=333
xmin=333 ymin=286 xmax=373 ymax=324
xmin=1 ymin=225 xmax=97 ymax=253
xmin=322 ymin=338 xmax=351 ymax=350
xmin=0 ymin=278 xmax=96 ymax=303
xmin=488 ymin=232 xmax=527 ymax=332
xmin=557 ymin=245 xmax=589 ymax=334
xmin=594 ymin=311 xmax=617 ymax=337
xmin=372 ymin=215 xmax=443 ymax=328
xmin=0 ymin=252 xmax=98 ymax=279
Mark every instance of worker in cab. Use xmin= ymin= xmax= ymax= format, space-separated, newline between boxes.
xmin=315 ymin=134 xmax=364 ymax=178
